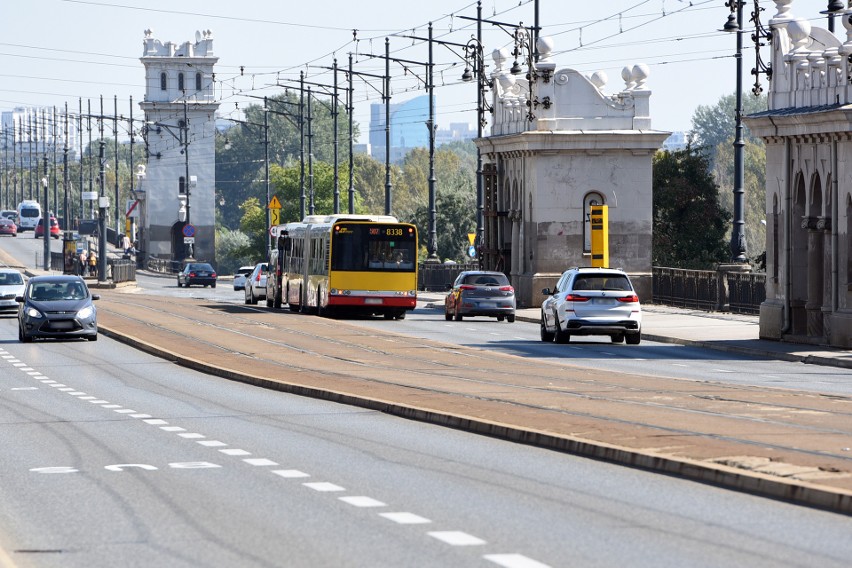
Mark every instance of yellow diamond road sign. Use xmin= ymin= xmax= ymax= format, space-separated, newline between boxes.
xmin=268 ymin=195 xmax=281 ymax=209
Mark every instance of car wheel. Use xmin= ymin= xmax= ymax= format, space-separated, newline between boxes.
xmin=395 ymin=311 xmax=406 ymax=320
xmin=211 ymin=283 xmax=216 ymax=289
xmin=497 ymin=316 xmax=505 ymax=322
xmin=507 ymin=314 xmax=515 ymax=323
xmin=177 ymin=280 xmax=182 ymax=288
xmin=19 ymin=326 xmax=32 ymax=343
xmin=539 ymin=313 xmax=554 ymax=342
xmin=553 ymin=319 xmax=571 ymax=344
xmin=611 ymin=333 xmax=625 ymax=343
xmin=626 ymin=332 xmax=641 ymax=345
xmin=87 ymin=334 xmax=98 ymax=341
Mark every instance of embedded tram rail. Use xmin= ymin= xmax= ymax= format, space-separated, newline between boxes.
xmin=93 ymin=289 xmax=852 ymax=514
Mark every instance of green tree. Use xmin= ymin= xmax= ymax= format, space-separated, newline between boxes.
xmin=690 ymin=92 xmax=767 ymax=152
xmin=269 ymin=160 xmax=367 ymax=224
xmin=653 ymin=148 xmax=731 ymax=269
xmin=215 ymin=227 xmax=253 ymax=274
xmin=238 ymin=197 xmax=268 ymax=260
xmin=690 ymin=92 xmax=767 ymax=268
xmin=713 ymin=136 xmax=766 ymax=265
xmin=215 ymin=92 xmax=356 ymax=229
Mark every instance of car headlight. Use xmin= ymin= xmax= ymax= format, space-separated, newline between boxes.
xmin=25 ymin=306 xmax=43 ymax=318
xmin=77 ymin=305 xmax=95 ymax=319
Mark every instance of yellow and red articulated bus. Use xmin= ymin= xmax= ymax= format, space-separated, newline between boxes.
xmin=268 ymin=214 xmax=418 ymax=319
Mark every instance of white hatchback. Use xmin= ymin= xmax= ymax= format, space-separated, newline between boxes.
xmin=0 ymin=269 xmax=26 ymax=312
xmin=540 ymin=267 xmax=642 ymax=345
xmin=233 ymin=265 xmax=254 ymax=291
xmin=244 ymin=262 xmax=268 ymax=305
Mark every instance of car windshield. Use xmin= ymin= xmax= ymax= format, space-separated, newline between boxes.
xmin=29 ymin=281 xmax=88 ymax=301
xmin=0 ymin=272 xmax=24 ymax=286
xmin=462 ymin=273 xmax=509 ymax=286
xmin=572 ymin=275 xmax=632 ymax=291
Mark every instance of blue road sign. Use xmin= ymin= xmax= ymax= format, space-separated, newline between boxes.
xmin=182 ymin=224 xmax=196 ymax=238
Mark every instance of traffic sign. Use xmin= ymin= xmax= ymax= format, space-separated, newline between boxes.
xmin=270 ymin=208 xmax=280 ymax=226
xmin=468 ymin=245 xmax=476 ymax=258
xmin=184 ymin=237 xmax=195 ymax=244
xmin=126 ymin=199 xmax=140 ymax=218
xmin=268 ymin=195 xmax=282 ymax=209
xmin=182 ymin=224 xmax=196 ymax=237
xmin=467 ymin=232 xmax=476 ymax=245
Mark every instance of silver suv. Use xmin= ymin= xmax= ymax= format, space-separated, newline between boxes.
xmin=540 ymin=267 xmax=642 ymax=345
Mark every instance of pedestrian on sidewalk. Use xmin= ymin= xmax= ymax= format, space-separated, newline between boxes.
xmin=88 ymin=250 xmax=97 ymax=276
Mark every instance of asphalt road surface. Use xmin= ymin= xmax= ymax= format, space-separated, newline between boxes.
xmin=1 ymin=316 xmax=851 ymax=568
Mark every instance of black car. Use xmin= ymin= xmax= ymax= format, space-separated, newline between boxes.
xmin=177 ymin=262 xmax=217 ymax=288
xmin=17 ymin=275 xmax=99 ymax=342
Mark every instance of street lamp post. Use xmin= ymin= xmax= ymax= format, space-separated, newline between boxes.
xmin=41 ymin=169 xmax=49 ymax=271
xmin=724 ymin=1 xmax=748 ymax=263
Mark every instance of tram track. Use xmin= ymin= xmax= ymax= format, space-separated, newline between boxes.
xmin=94 ymin=290 xmax=852 ymax=504
xmin=104 ymin=296 xmax=852 ymax=423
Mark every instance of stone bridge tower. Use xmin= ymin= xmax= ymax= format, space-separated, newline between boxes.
xmin=476 ymin=37 xmax=669 ymax=307
xmin=744 ymin=0 xmax=852 ymax=348
xmin=139 ymin=29 xmax=219 ymax=264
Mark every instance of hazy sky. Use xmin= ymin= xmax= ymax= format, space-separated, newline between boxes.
xmin=0 ymin=0 xmax=837 ymax=140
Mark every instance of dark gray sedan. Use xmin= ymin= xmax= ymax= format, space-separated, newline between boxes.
xmin=17 ymin=275 xmax=99 ymax=342
xmin=444 ymin=270 xmax=516 ymax=322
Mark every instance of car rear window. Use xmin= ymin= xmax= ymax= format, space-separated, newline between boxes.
xmin=572 ymin=275 xmax=632 ymax=291
xmin=463 ymin=273 xmax=508 ymax=286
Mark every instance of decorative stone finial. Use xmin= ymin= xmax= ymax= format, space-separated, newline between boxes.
xmin=493 ymin=48 xmax=508 ymax=73
xmin=536 ymin=36 xmax=554 ymax=65
xmin=621 ymin=66 xmax=634 ymax=90
xmin=632 ymin=64 xmax=650 ymax=89
xmin=770 ymin=0 xmax=793 ymax=24
xmin=590 ymin=71 xmax=608 ymax=90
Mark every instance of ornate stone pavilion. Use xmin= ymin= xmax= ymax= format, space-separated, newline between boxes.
xmin=744 ymin=1 xmax=852 ymax=348
xmin=475 ymin=37 xmax=669 ymax=308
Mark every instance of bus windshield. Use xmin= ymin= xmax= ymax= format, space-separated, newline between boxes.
xmin=331 ymin=223 xmax=417 ymax=272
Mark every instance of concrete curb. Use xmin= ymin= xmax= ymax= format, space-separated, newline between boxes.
xmin=98 ymin=322 xmax=852 ymax=515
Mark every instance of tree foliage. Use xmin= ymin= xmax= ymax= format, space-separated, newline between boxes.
xmin=690 ymin=91 xmax=767 ymax=266
xmin=214 ymin=227 xmax=253 ymax=274
xmin=690 ymin=92 xmax=767 ymax=153
xmin=215 ymin=92 xmax=356 ymax=229
xmin=652 ymin=148 xmax=731 ymax=269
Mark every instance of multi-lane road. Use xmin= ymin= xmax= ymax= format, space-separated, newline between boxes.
xmin=1 ymin=236 xmax=851 ymax=567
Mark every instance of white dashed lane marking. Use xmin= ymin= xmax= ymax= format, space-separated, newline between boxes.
xmin=484 ymin=553 xmax=552 ymax=568
xmin=428 ymin=531 xmax=486 ymax=546
xmin=304 ymin=482 xmax=345 ymax=492
xmin=272 ymin=469 xmax=310 ymax=479
xmin=4 ymin=352 xmax=550 ymax=568
xmin=339 ymin=496 xmax=386 ymax=508
xmin=380 ymin=512 xmax=431 ymax=524
xmin=243 ymin=458 xmax=278 ymax=467
xmin=219 ymin=448 xmax=251 ymax=456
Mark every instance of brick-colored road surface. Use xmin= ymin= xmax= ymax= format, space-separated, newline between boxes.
xmin=92 ymin=289 xmax=852 ymax=514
